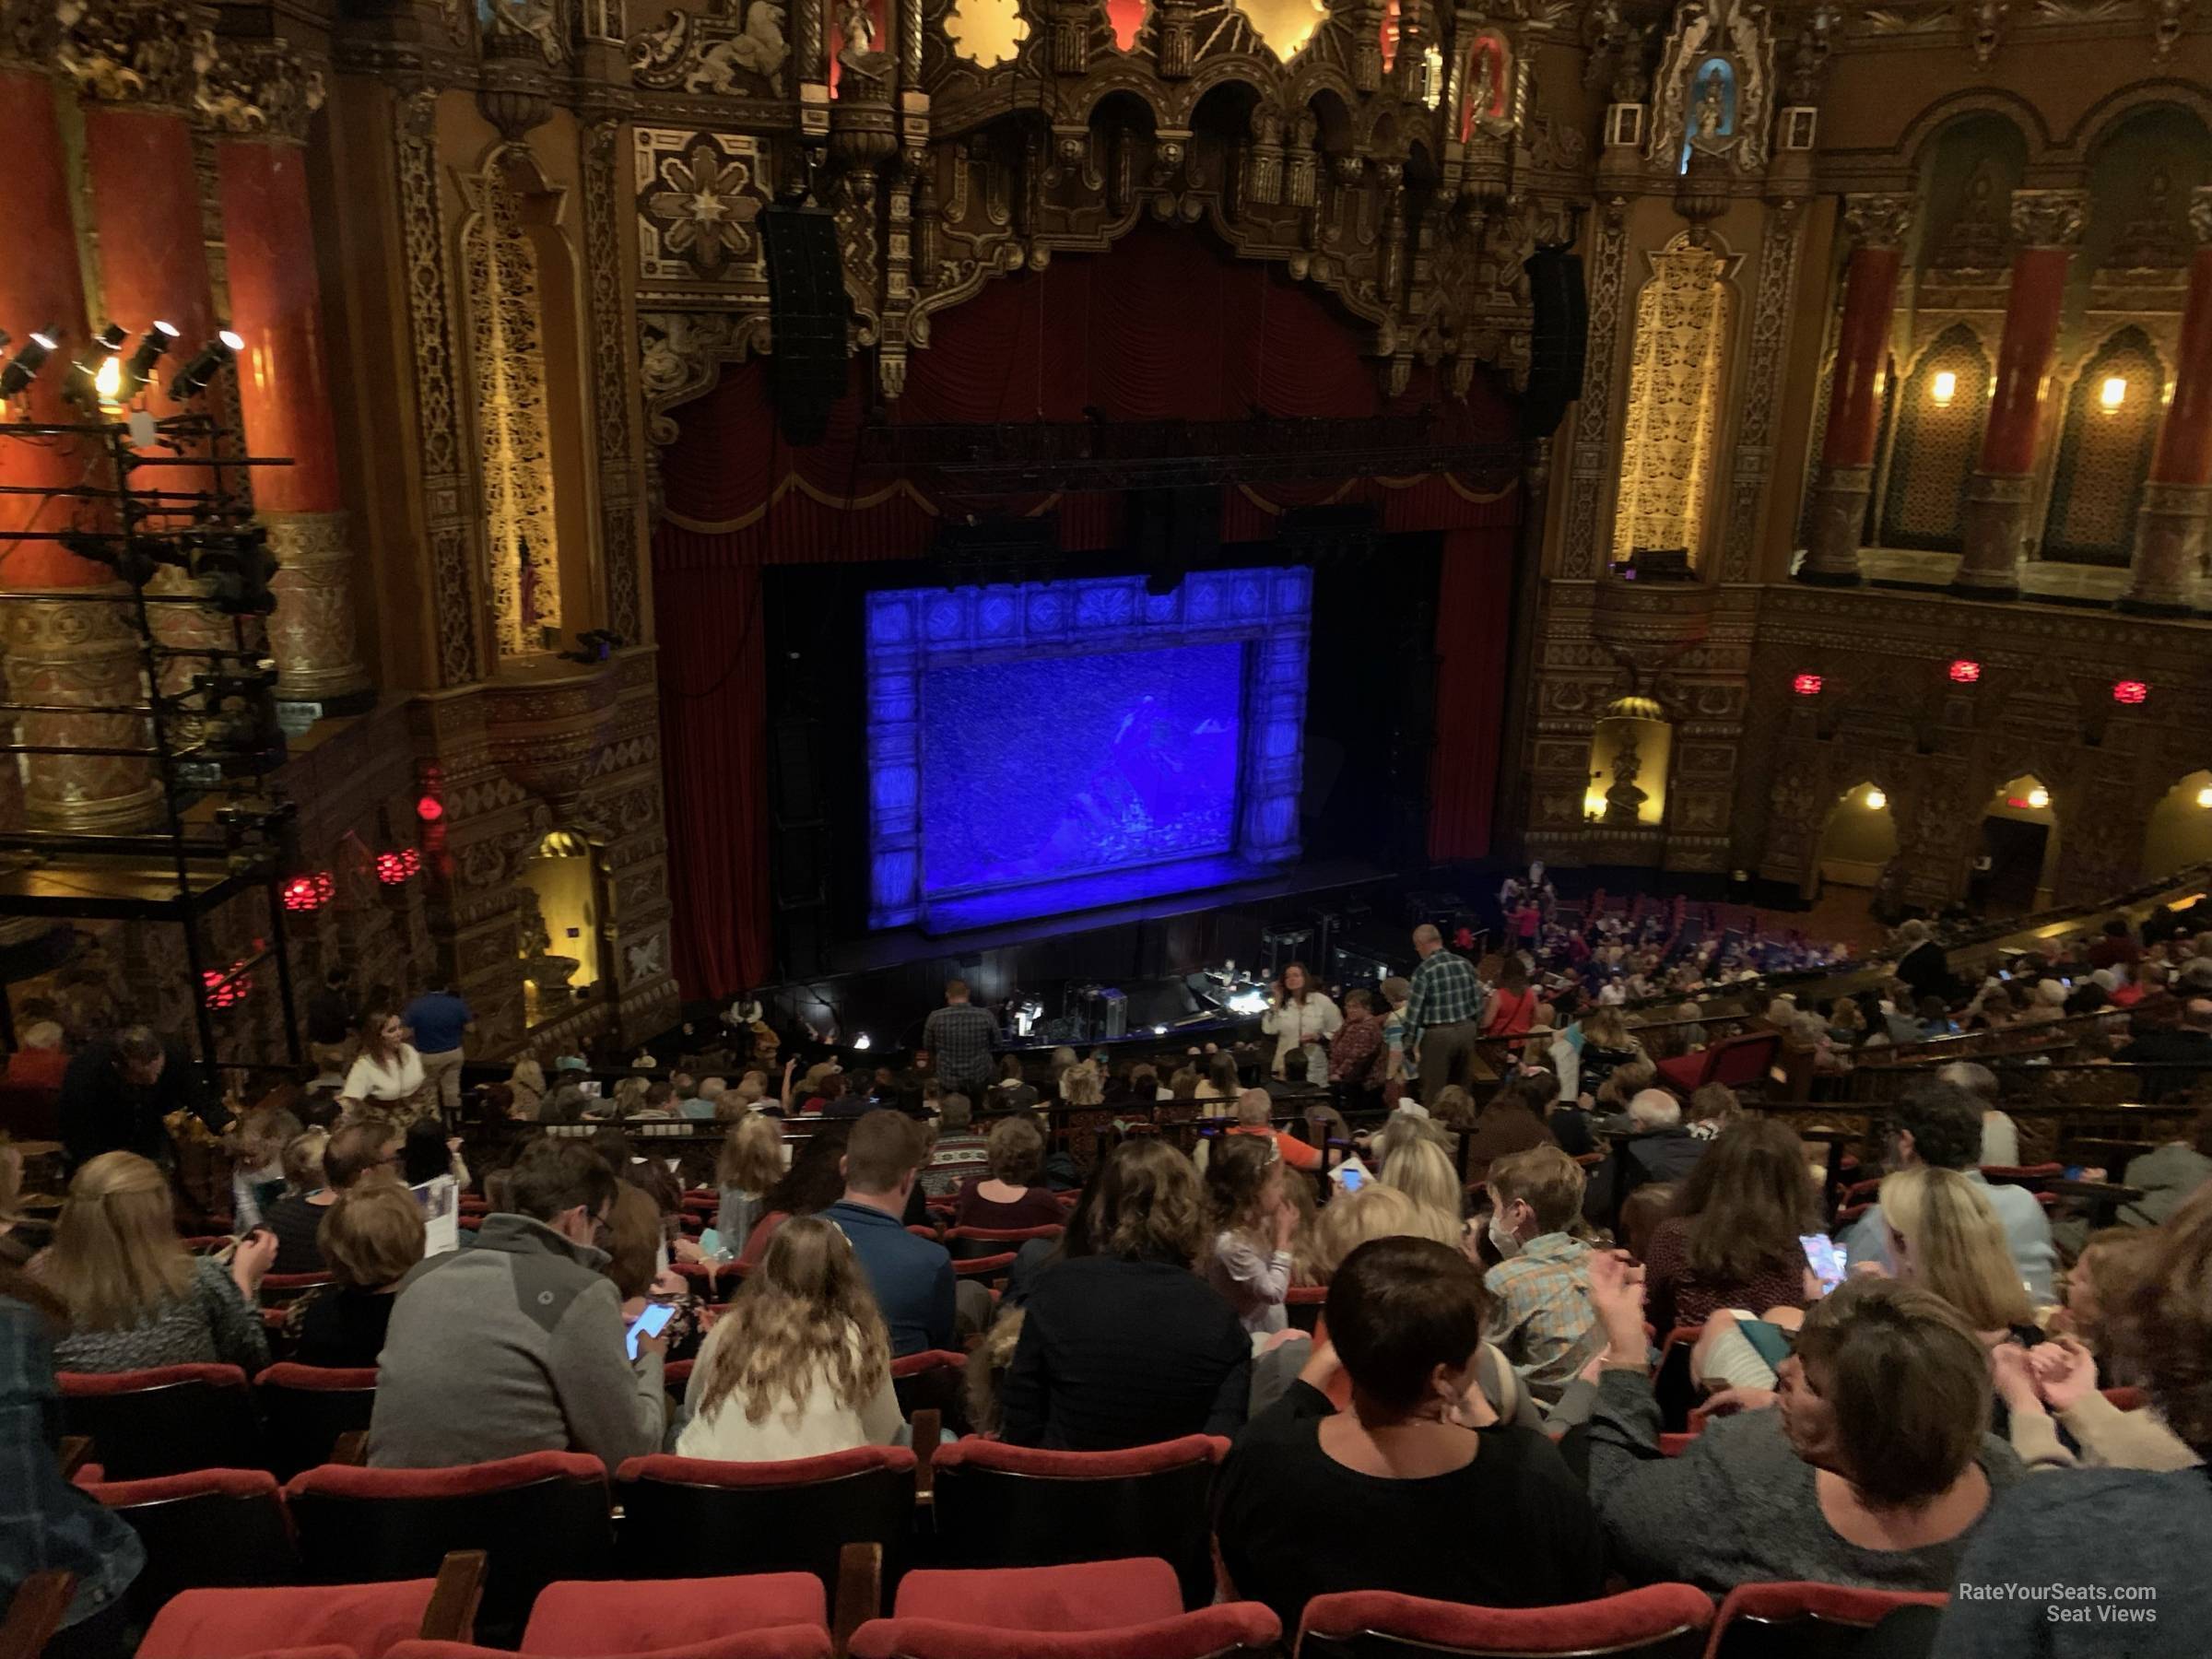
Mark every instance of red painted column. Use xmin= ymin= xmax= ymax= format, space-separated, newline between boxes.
xmin=2123 ymin=218 xmax=2212 ymax=614
xmin=0 ymin=64 xmax=160 ymax=833
xmin=1800 ymin=194 xmax=1914 ymax=585
xmin=1954 ymin=188 xmax=2086 ymax=598
xmin=217 ymin=74 xmax=371 ymax=708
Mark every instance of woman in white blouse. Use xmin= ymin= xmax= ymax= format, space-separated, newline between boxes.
xmin=677 ymin=1215 xmax=905 ymax=1461
xmin=339 ymin=1008 xmax=429 ymax=1122
xmin=1260 ymin=962 xmax=1342 ymax=1084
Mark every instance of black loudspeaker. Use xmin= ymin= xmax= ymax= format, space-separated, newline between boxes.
xmin=1126 ymin=488 xmax=1219 ymax=593
xmin=1522 ymin=246 xmax=1588 ymax=439
xmin=762 ymin=205 xmax=850 ymax=447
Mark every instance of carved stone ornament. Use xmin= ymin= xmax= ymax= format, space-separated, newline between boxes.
xmin=483 ymin=0 xmax=568 ymax=67
xmin=640 ymin=309 xmax=771 ymax=443
xmin=264 ymin=510 xmax=371 ymax=702
xmin=2009 ymin=187 xmax=2087 ymax=251
xmin=196 ymin=39 xmax=326 ymax=142
xmin=2191 ymin=184 xmax=2212 ymax=248
xmin=629 ymin=0 xmax=791 ymax=96
xmin=2153 ymin=0 xmax=2192 ymax=57
xmin=1966 ymin=0 xmax=2008 ymax=64
xmin=1841 ymin=193 xmax=1915 ymax=253
xmin=55 ymin=0 xmax=205 ymax=108
xmin=634 ymin=128 xmax=771 ymax=283
xmin=1783 ymin=3 xmax=1841 ymax=105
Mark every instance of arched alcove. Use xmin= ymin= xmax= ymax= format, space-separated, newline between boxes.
xmin=1912 ymin=114 xmax=2030 ymax=273
xmin=518 ymin=828 xmax=608 ymax=1028
xmin=1583 ymin=699 xmax=1671 ymax=827
xmin=1815 ymin=782 xmax=1899 ymax=891
xmin=2144 ymin=772 xmax=2212 ymax=878
xmin=1978 ymin=773 xmax=2061 ymax=915
xmin=1613 ymin=233 xmax=1735 ymax=570
xmin=1678 ymin=57 xmax=1735 ymax=172
xmin=1878 ymin=324 xmax=1992 ymax=552
xmin=2044 ymin=326 xmax=2168 ymax=565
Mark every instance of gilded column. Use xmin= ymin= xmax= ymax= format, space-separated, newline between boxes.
xmin=206 ymin=42 xmax=371 ymax=706
xmin=1800 ymin=194 xmax=1914 ymax=585
xmin=1953 ymin=188 xmax=2086 ymax=599
xmin=2121 ymin=187 xmax=2212 ymax=615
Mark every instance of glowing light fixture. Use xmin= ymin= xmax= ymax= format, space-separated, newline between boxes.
xmin=1929 ymin=370 xmax=1958 ymax=407
xmin=92 ymin=354 xmax=122 ymax=404
xmin=2026 ymin=786 xmax=2051 ymax=810
xmin=1865 ymin=787 xmax=1888 ymax=811
xmin=853 ymin=1033 xmax=872 ymax=1051
xmin=122 ymin=321 xmax=178 ymax=397
xmin=1947 ymin=658 xmax=1981 ymax=684
xmin=2113 ymin=679 xmax=2149 ymax=706
xmin=416 ymin=794 xmax=444 ymax=822
xmin=1793 ymin=673 xmax=1823 ymax=696
xmin=2196 ymin=784 xmax=2212 ymax=809
xmin=2100 ymin=375 xmax=2128 ymax=412
xmin=167 ymin=328 xmax=244 ymax=401
xmin=281 ymin=871 xmax=335 ymax=913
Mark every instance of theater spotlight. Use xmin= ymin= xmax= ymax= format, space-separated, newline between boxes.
xmin=123 ymin=321 xmax=179 ymax=397
xmin=167 ymin=327 xmax=243 ymax=400
xmin=0 ymin=327 xmax=61 ymax=397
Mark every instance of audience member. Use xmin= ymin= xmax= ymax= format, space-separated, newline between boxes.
xmin=1936 ymin=1061 xmax=2020 ymax=1167
xmin=401 ymin=977 xmax=474 ymax=1117
xmin=286 ymin=1179 xmax=425 ymax=1368
xmin=1262 ymin=961 xmax=1342 ymax=1086
xmin=953 ymin=1116 xmax=1065 ymax=1230
xmin=0 ymin=1144 xmax=30 ymax=1268
xmin=1584 ymin=1089 xmax=1705 ymax=1229
xmin=260 ymin=1123 xmax=398 ymax=1274
xmin=2100 ymin=1107 xmax=2212 ymax=1233
xmin=1195 ymin=1052 xmax=1241 ymax=1110
xmin=2085 ymin=916 xmax=2142 ymax=971
xmin=1880 ymin=1166 xmax=2037 ymax=1343
xmin=2114 ymin=998 xmax=2212 ymax=1097
xmin=1934 ymin=1185 xmax=2212 ymax=1658
xmin=745 ymin=1121 xmax=853 ymax=1259
xmin=677 ymin=1216 xmax=904 ymax=1460
xmin=1225 ymin=1087 xmax=1322 ymax=1171
xmin=399 ymin=1118 xmax=469 ymax=1190
xmin=825 ymin=1110 xmax=968 ymax=1357
xmin=602 ymin=1184 xmax=704 ymax=1363
xmin=923 ymin=979 xmax=1000 ymax=1100
xmin=1586 ymin=1257 xmax=2021 ymax=1593
xmin=1000 ymin=1140 xmax=1249 ymax=1448
xmin=1841 ymin=1082 xmax=2056 ymax=1300
xmin=1405 ymin=924 xmax=1483 ymax=1105
xmin=1204 ymin=1135 xmax=1297 ymax=1334
xmin=58 ymin=1027 xmax=227 ymax=1174
xmin=1460 ymin=1075 xmax=1559 ymax=1188
xmin=1683 ymin=1082 xmax=1742 ymax=1141
xmin=1892 ymin=919 xmax=1958 ymax=1006
xmin=340 ymin=1009 xmax=429 ymax=1122
xmin=34 ymin=1151 xmax=272 ymax=1374
xmin=1481 ymin=952 xmax=1542 ymax=1040
xmin=1214 ymin=1238 xmax=1605 ymax=1631
xmin=1328 ymin=988 xmax=1388 ymax=1101
xmin=714 ymin=1113 xmax=784 ymax=1254
xmin=1642 ymin=1117 xmax=1819 ymax=1335
xmin=988 ymin=1055 xmax=1039 ymax=1113
xmin=369 ymin=1138 xmax=664 ymax=1469
xmin=305 ymin=965 xmax=356 ymax=1075
xmin=1482 ymin=1146 xmax=1599 ymax=1405
xmin=1380 ymin=1135 xmax=1463 ymax=1220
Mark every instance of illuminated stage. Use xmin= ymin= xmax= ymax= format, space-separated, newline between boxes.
xmin=864 ymin=565 xmax=1313 ymax=934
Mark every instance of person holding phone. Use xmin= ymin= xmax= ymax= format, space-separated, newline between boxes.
xmin=1260 ymin=962 xmax=1342 ymax=1086
xmin=1641 ymin=1120 xmax=1823 ymax=1337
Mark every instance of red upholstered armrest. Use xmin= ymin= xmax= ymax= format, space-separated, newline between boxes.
xmin=930 ymin=1434 xmax=1228 ymax=1479
xmin=390 ymin=1628 xmax=831 ymax=1659
xmin=286 ymin=1450 xmax=606 ymax=1500
xmin=1299 ymin=1585 xmax=1713 ymax=1653
xmin=88 ymin=1467 xmax=283 ymax=1507
xmin=1715 ymin=1581 xmax=1948 ymax=1630
xmin=258 ymin=1364 xmax=380 ymax=1391
xmin=890 ymin=1349 xmax=968 ymax=1378
xmin=615 ymin=1446 xmax=916 ymax=1488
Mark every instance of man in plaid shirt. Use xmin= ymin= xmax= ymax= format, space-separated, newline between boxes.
xmin=1482 ymin=1145 xmax=1602 ymax=1406
xmin=922 ymin=979 xmax=1001 ymax=1097
xmin=1404 ymin=924 xmax=1484 ymax=1104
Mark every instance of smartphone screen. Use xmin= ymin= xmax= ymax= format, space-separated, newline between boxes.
xmin=1338 ymin=1166 xmax=1364 ymax=1193
xmin=627 ymin=1301 xmax=677 ymax=1360
xmin=1801 ymin=1233 xmax=1846 ymax=1296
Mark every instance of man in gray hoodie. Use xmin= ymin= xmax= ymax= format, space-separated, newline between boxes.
xmin=368 ymin=1138 xmax=666 ymax=1470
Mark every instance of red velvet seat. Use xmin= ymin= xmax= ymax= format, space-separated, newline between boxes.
xmin=614 ymin=1449 xmax=918 ymax=1593
xmin=135 ymin=1576 xmax=442 ymax=1659
xmin=1295 ymin=1584 xmax=1715 ymax=1659
xmin=890 ymin=1349 xmax=969 ymax=1428
xmin=519 ymin=1574 xmax=827 ymax=1657
xmin=849 ymin=1559 xmax=1278 ymax=1659
xmin=949 ymin=1253 xmax=1017 ymax=1284
xmin=1704 ymin=1582 xmax=1949 ymax=1658
xmin=389 ymin=1633 xmax=830 ymax=1659
xmin=88 ymin=1467 xmax=299 ymax=1619
xmin=287 ymin=1453 xmax=611 ymax=1643
xmin=256 ymin=1364 xmax=380 ymax=1480
xmin=59 ymin=1364 xmax=263 ymax=1479
xmin=1285 ymin=1284 xmax=1327 ymax=1335
xmin=1655 ymin=1031 xmax=1782 ymax=1097
xmin=944 ymin=1225 xmax=1061 ymax=1263
xmin=260 ymin=1271 xmax=337 ymax=1307
xmin=926 ymin=1436 xmax=1228 ymax=1611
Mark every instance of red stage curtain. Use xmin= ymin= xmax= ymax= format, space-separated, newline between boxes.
xmin=1428 ymin=523 xmax=1521 ymax=863
xmin=653 ymin=226 xmax=1523 ymax=997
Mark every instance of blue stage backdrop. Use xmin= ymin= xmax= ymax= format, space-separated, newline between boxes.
xmin=865 ymin=567 xmax=1312 ymax=932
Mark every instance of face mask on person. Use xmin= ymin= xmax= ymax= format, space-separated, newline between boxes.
xmin=1488 ymin=1201 xmax=1524 ymax=1258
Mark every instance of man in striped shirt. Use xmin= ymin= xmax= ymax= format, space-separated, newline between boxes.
xmin=1405 ymin=924 xmax=1483 ymax=1104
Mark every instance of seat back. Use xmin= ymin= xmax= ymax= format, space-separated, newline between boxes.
xmin=88 ymin=1469 xmax=300 ymax=1620
xmin=135 ymin=1576 xmax=439 ymax=1659
xmin=1707 ymin=1032 xmax=1783 ymax=1091
xmin=520 ymin=1574 xmax=827 ymax=1658
xmin=848 ymin=1603 xmax=1279 ymax=1659
xmin=890 ymin=1350 xmax=969 ymax=1430
xmin=286 ymin=1453 xmax=610 ymax=1644
xmin=59 ymin=1365 xmax=262 ymax=1479
xmin=615 ymin=1451 xmax=918 ymax=1594
xmin=944 ymin=1226 xmax=1061 ymax=1262
xmin=1707 ymin=1582 xmax=1948 ymax=1659
xmin=927 ymin=1437 xmax=1227 ymax=1610
xmin=256 ymin=1365 xmax=379 ymax=1480
xmin=1296 ymin=1584 xmax=1713 ymax=1659
xmin=1285 ymin=1284 xmax=1327 ymax=1335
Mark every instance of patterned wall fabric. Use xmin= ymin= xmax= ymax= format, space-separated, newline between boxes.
xmin=1614 ymin=239 xmax=1732 ymax=567
xmin=1877 ymin=325 xmax=1990 ymax=552
xmin=2043 ymin=329 xmax=2165 ymax=567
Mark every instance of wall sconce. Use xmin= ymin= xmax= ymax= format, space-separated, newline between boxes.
xmin=2196 ymin=784 xmax=2212 ymax=810
xmin=1792 ymin=673 xmax=1823 ymax=696
xmin=1947 ymin=658 xmax=1981 ymax=684
xmin=2113 ymin=679 xmax=2149 ymax=705
xmin=280 ymin=871 xmax=335 ymax=913
xmin=1929 ymin=370 xmax=1958 ymax=408
xmin=2100 ymin=375 xmax=2127 ymax=413
xmin=2025 ymin=786 xmax=2051 ymax=810
xmin=1865 ymin=787 xmax=1888 ymax=811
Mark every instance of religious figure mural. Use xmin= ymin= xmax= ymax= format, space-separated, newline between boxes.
xmin=1460 ymin=33 xmax=1512 ymax=143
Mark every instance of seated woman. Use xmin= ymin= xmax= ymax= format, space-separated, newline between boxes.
xmin=743 ymin=1121 xmax=853 ymax=1260
xmin=603 ymin=1184 xmax=706 ymax=1364
xmin=286 ymin=1178 xmax=425 ymax=1368
xmin=1643 ymin=1117 xmax=1819 ymax=1337
xmin=1459 ymin=1076 xmax=1559 ymax=1189
xmin=999 ymin=1140 xmax=1251 ymax=1449
xmin=1940 ymin=1186 xmax=2212 ymax=1656
xmin=1214 ymin=1237 xmax=1605 ymax=1632
xmin=261 ymin=1122 xmax=400 ymax=1275
xmin=713 ymin=1112 xmax=784 ymax=1253
xmin=1379 ymin=1135 xmax=1465 ymax=1221
xmin=952 ymin=1116 xmax=1065 ymax=1230
xmin=1583 ymin=1255 xmax=2022 ymax=1594
xmin=1195 ymin=1052 xmax=1242 ymax=1115
xmin=35 ymin=1152 xmax=273 ymax=1374
xmin=677 ymin=1215 xmax=904 ymax=1460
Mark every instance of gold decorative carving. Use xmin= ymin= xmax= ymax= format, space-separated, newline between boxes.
xmin=195 ymin=39 xmax=325 ymax=142
xmin=1841 ymin=193 xmax=1915 ymax=254
xmin=0 ymin=592 xmax=162 ymax=834
xmin=2009 ymin=188 xmax=2087 ymax=252
xmin=484 ymin=0 xmax=568 ymax=65
xmin=1613 ymin=237 xmax=1732 ymax=570
xmin=1559 ymin=209 xmax=1631 ymax=581
xmin=56 ymin=0 xmax=203 ymax=109
xmin=464 ymin=165 xmax=564 ymax=662
xmin=629 ymin=0 xmax=790 ymax=95
xmin=640 ymin=308 xmax=771 ymax=444
xmin=634 ymin=127 xmax=770 ymax=283
xmin=1719 ymin=200 xmax=1805 ymax=582
xmin=265 ymin=511 xmax=371 ymax=702
xmin=1966 ymin=0 xmax=2009 ymax=63
xmin=583 ymin=121 xmax=644 ymax=646
xmin=2153 ymin=0 xmax=2192 ymax=56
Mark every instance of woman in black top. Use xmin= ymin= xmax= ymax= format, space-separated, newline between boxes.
xmin=285 ymin=1179 xmax=424 ymax=1368
xmin=998 ymin=1140 xmax=1249 ymax=1450
xmin=1213 ymin=1236 xmax=1605 ymax=1632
